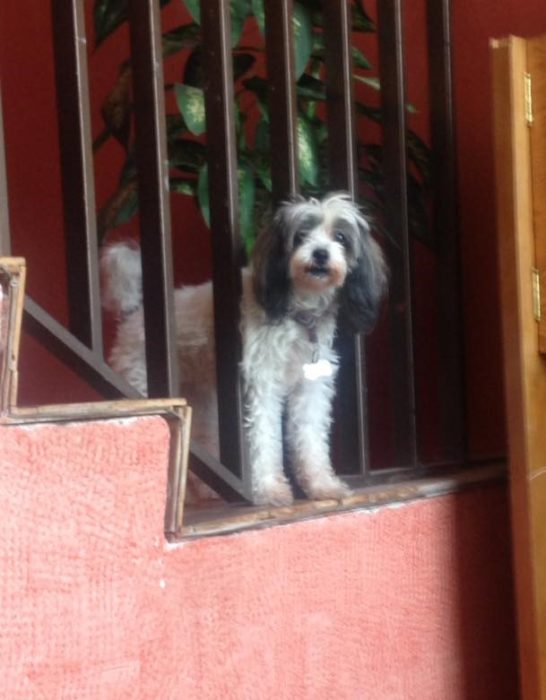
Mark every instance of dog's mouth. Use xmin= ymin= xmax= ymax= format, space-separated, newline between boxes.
xmin=305 ymin=264 xmax=331 ymax=279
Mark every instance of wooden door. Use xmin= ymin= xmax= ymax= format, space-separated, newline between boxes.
xmin=492 ymin=35 xmax=546 ymax=699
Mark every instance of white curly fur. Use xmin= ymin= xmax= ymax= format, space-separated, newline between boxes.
xmin=101 ymin=193 xmax=387 ymax=506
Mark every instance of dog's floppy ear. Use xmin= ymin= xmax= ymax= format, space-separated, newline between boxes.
xmin=252 ymin=207 xmax=292 ymax=320
xmin=338 ymin=220 xmax=388 ymax=334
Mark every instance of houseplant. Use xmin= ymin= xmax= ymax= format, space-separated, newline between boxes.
xmin=93 ymin=0 xmax=431 ymax=254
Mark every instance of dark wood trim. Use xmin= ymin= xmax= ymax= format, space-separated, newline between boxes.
xmin=377 ymin=0 xmax=418 ymax=468
xmin=323 ymin=0 xmax=358 ymax=195
xmin=127 ymin=0 xmax=179 ymax=397
xmin=189 ymin=440 xmax=247 ymax=502
xmin=177 ymin=463 xmax=507 ymax=540
xmin=323 ymin=0 xmax=368 ymax=476
xmin=200 ymin=0 xmax=248 ymax=491
xmin=426 ymin=0 xmax=466 ymax=462
xmin=51 ymin=0 xmax=102 ymax=352
xmin=263 ymin=0 xmax=298 ymax=202
xmin=24 ymin=296 xmax=142 ymax=399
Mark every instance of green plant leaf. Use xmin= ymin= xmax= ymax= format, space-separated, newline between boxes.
xmin=251 ymin=0 xmax=265 ymax=33
xmin=198 ymin=164 xmax=210 ymax=226
xmin=162 ymin=23 xmax=201 ymax=58
xmin=254 ymin=117 xmax=270 ymax=152
xmin=311 ymin=32 xmax=372 ymax=71
xmin=94 ymin=0 xmax=126 ymax=47
xmin=352 ymin=0 xmax=375 ymax=32
xmin=297 ymin=116 xmax=319 ymax=186
xmin=93 ymin=128 xmax=111 ymax=152
xmin=183 ymin=0 xmax=249 ymax=46
xmin=407 ymin=130 xmax=432 ymax=189
xmin=407 ymin=172 xmax=433 ymax=247
xmin=113 ymin=185 xmax=139 ymax=226
xmin=293 ymin=3 xmax=313 ymax=78
xmin=231 ymin=0 xmax=250 ymax=47
xmin=233 ymin=53 xmax=256 ymax=80
xmin=170 ymin=177 xmax=196 ymax=196
xmin=238 ymin=164 xmax=256 ymax=255
xmin=184 ymin=48 xmax=256 ymax=88
xmin=94 ymin=0 xmax=173 ymax=47
xmin=169 ymin=139 xmax=207 ymax=172
xmin=249 ymin=1 xmax=312 ymax=76
xmin=119 ymin=151 xmax=137 ymax=187
xmin=354 ymin=74 xmax=380 ymax=91
xmin=183 ymin=48 xmax=204 ymax=87
xmin=242 ymin=75 xmax=268 ymax=105
xmin=174 ymin=84 xmax=206 ymax=136
xmin=100 ymin=65 xmax=132 ymax=149
xmin=182 ymin=0 xmax=201 ymax=23
xmin=166 ymin=113 xmax=189 ymax=140
xmin=97 ymin=179 xmax=139 ymax=241
xmin=197 ymin=162 xmax=256 ymax=253
xmin=297 ymin=74 xmax=326 ymax=101
xmin=255 ymin=156 xmax=272 ymax=192
xmin=352 ymin=46 xmax=372 ymax=71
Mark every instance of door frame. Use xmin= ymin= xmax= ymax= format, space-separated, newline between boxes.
xmin=492 ymin=34 xmax=546 ymax=700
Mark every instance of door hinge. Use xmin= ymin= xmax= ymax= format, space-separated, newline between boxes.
xmin=525 ymin=72 xmax=534 ymax=127
xmin=532 ymin=268 xmax=541 ymax=322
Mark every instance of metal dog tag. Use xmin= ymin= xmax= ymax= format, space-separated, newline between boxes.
xmin=303 ymin=358 xmax=333 ymax=381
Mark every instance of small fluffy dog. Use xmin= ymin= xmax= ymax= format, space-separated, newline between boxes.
xmin=101 ymin=193 xmax=387 ymax=506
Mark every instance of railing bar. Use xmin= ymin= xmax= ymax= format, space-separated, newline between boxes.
xmin=426 ymin=0 xmax=466 ymax=461
xmin=23 ymin=297 xmax=141 ymax=399
xmin=323 ymin=0 xmax=368 ymax=476
xmin=323 ymin=0 xmax=358 ymax=195
xmin=189 ymin=441 xmax=246 ymax=502
xmin=50 ymin=0 xmax=102 ymax=352
xmin=263 ymin=0 xmax=298 ymax=202
xmin=377 ymin=0 xmax=418 ymax=468
xmin=0 ymin=90 xmax=11 ymax=256
xmin=127 ymin=0 xmax=179 ymax=398
xmin=24 ymin=300 xmax=245 ymax=501
xmin=200 ymin=0 xmax=247 ymax=487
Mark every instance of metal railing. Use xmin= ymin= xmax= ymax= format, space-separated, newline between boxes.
xmin=0 ymin=0 xmax=465 ymax=502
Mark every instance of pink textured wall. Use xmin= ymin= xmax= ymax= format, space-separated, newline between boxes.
xmin=0 ymin=417 xmax=517 ymax=699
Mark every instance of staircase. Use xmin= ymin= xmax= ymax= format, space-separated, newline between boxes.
xmin=0 ymin=258 xmax=518 ymax=699
xmin=0 ymin=414 xmax=518 ymax=699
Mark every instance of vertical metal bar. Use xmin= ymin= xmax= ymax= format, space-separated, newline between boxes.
xmin=427 ymin=0 xmax=466 ymax=462
xmin=127 ymin=0 xmax=179 ymax=397
xmin=324 ymin=0 xmax=358 ymax=195
xmin=377 ymin=0 xmax=418 ymax=468
xmin=323 ymin=0 xmax=368 ymax=476
xmin=200 ymin=0 xmax=247 ymax=486
xmin=51 ymin=0 xmax=102 ymax=351
xmin=0 ymin=91 xmax=11 ymax=256
xmin=263 ymin=0 xmax=298 ymax=202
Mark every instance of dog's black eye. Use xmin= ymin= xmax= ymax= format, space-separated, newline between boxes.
xmin=334 ymin=230 xmax=347 ymax=246
xmin=293 ymin=231 xmax=306 ymax=248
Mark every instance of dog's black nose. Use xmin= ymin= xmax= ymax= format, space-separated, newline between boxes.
xmin=312 ymin=248 xmax=329 ymax=265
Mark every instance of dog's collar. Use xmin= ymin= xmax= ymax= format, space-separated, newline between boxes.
xmin=120 ymin=304 xmax=141 ymax=322
xmin=293 ymin=310 xmax=327 ymax=346
xmin=292 ymin=309 xmax=335 ymax=379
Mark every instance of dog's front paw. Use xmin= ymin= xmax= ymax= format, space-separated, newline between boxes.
xmin=252 ymin=474 xmax=294 ymax=507
xmin=303 ymin=473 xmax=352 ymax=502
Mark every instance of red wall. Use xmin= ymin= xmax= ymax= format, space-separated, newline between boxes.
xmin=3 ymin=0 xmax=545 ymax=458
xmin=0 ymin=417 xmax=518 ymax=698
xmin=452 ymin=0 xmax=546 ymax=460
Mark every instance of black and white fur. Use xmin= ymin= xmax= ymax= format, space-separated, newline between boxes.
xmin=101 ymin=193 xmax=387 ymax=506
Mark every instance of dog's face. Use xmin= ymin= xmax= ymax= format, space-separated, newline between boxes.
xmin=285 ymin=197 xmax=364 ymax=294
xmin=252 ymin=193 xmax=387 ymax=333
